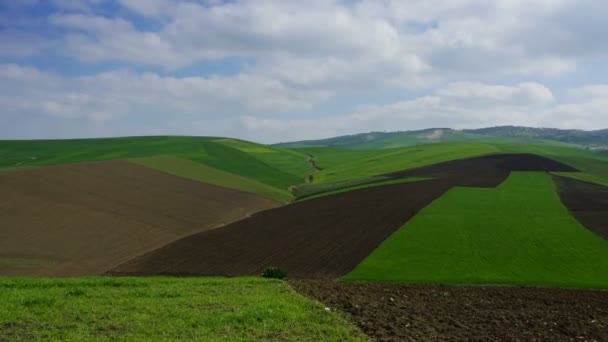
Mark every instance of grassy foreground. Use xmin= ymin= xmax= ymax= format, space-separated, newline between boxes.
xmin=346 ymin=172 xmax=608 ymax=288
xmin=0 ymin=277 xmax=366 ymax=341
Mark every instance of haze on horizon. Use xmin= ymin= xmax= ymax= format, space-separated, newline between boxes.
xmin=1 ymin=0 xmax=607 ymax=143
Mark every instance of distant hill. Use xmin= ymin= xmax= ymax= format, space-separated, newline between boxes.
xmin=275 ymin=126 xmax=608 ymax=150
xmin=463 ymin=126 xmax=608 ymax=148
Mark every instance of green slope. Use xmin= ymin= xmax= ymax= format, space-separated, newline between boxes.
xmin=0 ymin=136 xmax=313 ymax=201
xmin=298 ymin=142 xmax=501 ymax=185
xmin=0 ymin=277 xmax=366 ymax=341
xmin=345 ymin=172 xmax=608 ymax=288
xmin=291 ymin=142 xmax=608 ymax=197
xmin=131 ymin=156 xmax=292 ymax=202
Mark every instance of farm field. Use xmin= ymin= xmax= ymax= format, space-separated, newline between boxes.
xmin=131 ymin=155 xmax=292 ymax=202
xmin=0 ymin=136 xmax=313 ymax=200
xmin=2 ymin=135 xmax=608 ymax=340
xmin=292 ymin=280 xmax=608 ymax=341
xmin=0 ymin=160 xmax=277 ymax=276
xmin=0 ymin=277 xmax=366 ymax=341
xmin=293 ymin=141 xmax=608 ymax=193
xmin=111 ymin=154 xmax=577 ymax=279
xmin=345 ymin=172 xmax=608 ymax=288
xmin=555 ymin=176 xmax=608 ymax=239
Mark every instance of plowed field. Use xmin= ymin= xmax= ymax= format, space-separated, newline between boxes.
xmin=291 ymin=280 xmax=608 ymax=341
xmin=555 ymin=175 xmax=608 ymax=239
xmin=0 ymin=160 xmax=278 ymax=276
xmin=112 ymin=153 xmax=576 ymax=278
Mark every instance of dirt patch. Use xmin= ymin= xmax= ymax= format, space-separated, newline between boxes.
xmin=553 ymin=176 xmax=608 ymax=239
xmin=0 ymin=160 xmax=278 ymax=276
xmin=386 ymin=153 xmax=577 ymax=187
xmin=291 ymin=280 xmax=608 ymax=341
xmin=112 ymin=153 xmax=578 ymax=278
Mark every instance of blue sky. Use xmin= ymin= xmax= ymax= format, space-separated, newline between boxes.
xmin=0 ymin=0 xmax=607 ymax=143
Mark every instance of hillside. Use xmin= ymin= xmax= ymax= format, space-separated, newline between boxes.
xmin=275 ymin=126 xmax=608 ymax=150
xmin=0 ymin=136 xmax=314 ymax=202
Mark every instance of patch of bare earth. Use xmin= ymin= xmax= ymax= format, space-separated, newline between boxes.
xmin=291 ymin=280 xmax=608 ymax=341
xmin=553 ymin=175 xmax=608 ymax=239
xmin=0 ymin=160 xmax=278 ymax=276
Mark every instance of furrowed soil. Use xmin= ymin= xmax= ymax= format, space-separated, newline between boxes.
xmin=112 ymin=153 xmax=576 ymax=278
xmin=291 ymin=280 xmax=608 ymax=341
xmin=0 ymin=160 xmax=278 ymax=276
xmin=111 ymin=179 xmax=454 ymax=278
xmin=554 ymin=175 xmax=608 ymax=239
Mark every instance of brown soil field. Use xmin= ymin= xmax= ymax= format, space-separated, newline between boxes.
xmin=291 ymin=280 xmax=608 ymax=341
xmin=0 ymin=160 xmax=278 ymax=276
xmin=385 ymin=153 xmax=578 ymax=187
xmin=111 ymin=179 xmax=454 ymax=278
xmin=554 ymin=176 xmax=608 ymax=239
xmin=112 ymin=153 xmax=576 ymax=278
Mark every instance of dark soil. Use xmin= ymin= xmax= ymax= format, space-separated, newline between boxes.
xmin=0 ymin=160 xmax=278 ymax=276
xmin=110 ymin=179 xmax=454 ymax=278
xmin=386 ymin=153 xmax=578 ymax=187
xmin=112 ymin=153 xmax=576 ymax=278
xmin=291 ymin=280 xmax=608 ymax=341
xmin=553 ymin=176 xmax=608 ymax=239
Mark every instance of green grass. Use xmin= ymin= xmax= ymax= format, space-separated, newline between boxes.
xmin=131 ymin=156 xmax=292 ymax=202
xmin=297 ymin=143 xmax=502 ymax=185
xmin=345 ymin=172 xmax=608 ymax=288
xmin=0 ymin=136 xmax=313 ymax=197
xmin=293 ymin=142 xmax=608 ymax=192
xmin=0 ymin=277 xmax=367 ymax=341
xmin=297 ymin=177 xmax=429 ymax=201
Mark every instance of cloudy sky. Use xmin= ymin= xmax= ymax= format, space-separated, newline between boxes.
xmin=1 ymin=0 xmax=606 ymax=143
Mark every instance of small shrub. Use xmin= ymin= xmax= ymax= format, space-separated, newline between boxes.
xmin=260 ymin=266 xmax=287 ymax=280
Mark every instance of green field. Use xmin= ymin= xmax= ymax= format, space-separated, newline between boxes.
xmin=131 ymin=156 xmax=292 ymax=202
xmin=293 ymin=142 xmax=608 ymax=192
xmin=0 ymin=136 xmax=314 ymax=201
xmin=345 ymin=172 xmax=608 ymax=288
xmin=0 ymin=277 xmax=366 ymax=341
xmin=3 ymin=136 xmax=607 ymax=200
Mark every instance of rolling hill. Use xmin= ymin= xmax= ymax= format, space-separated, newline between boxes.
xmin=0 ymin=136 xmax=315 ymax=202
xmin=2 ymin=133 xmax=608 ymax=341
xmin=275 ymin=126 xmax=608 ymax=150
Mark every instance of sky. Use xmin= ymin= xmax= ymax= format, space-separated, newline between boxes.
xmin=0 ymin=0 xmax=607 ymax=143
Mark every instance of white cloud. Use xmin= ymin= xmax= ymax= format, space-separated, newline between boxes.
xmin=0 ymin=64 xmax=326 ymax=125
xmin=44 ymin=0 xmax=604 ymax=85
xmin=569 ymin=85 xmax=608 ymax=99
xmin=438 ymin=82 xmax=554 ymax=105
xmin=2 ymin=1 xmax=608 ymax=140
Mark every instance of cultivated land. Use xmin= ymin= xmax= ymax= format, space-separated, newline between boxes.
xmin=0 ymin=160 xmax=278 ymax=276
xmin=0 ymin=136 xmax=314 ymax=202
xmin=555 ymin=176 xmax=608 ymax=239
xmin=2 ymin=134 xmax=608 ymax=340
xmin=111 ymin=154 xmax=578 ymax=279
xmin=345 ymin=172 xmax=608 ymax=287
xmin=0 ymin=277 xmax=367 ymax=341
xmin=292 ymin=280 xmax=608 ymax=341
